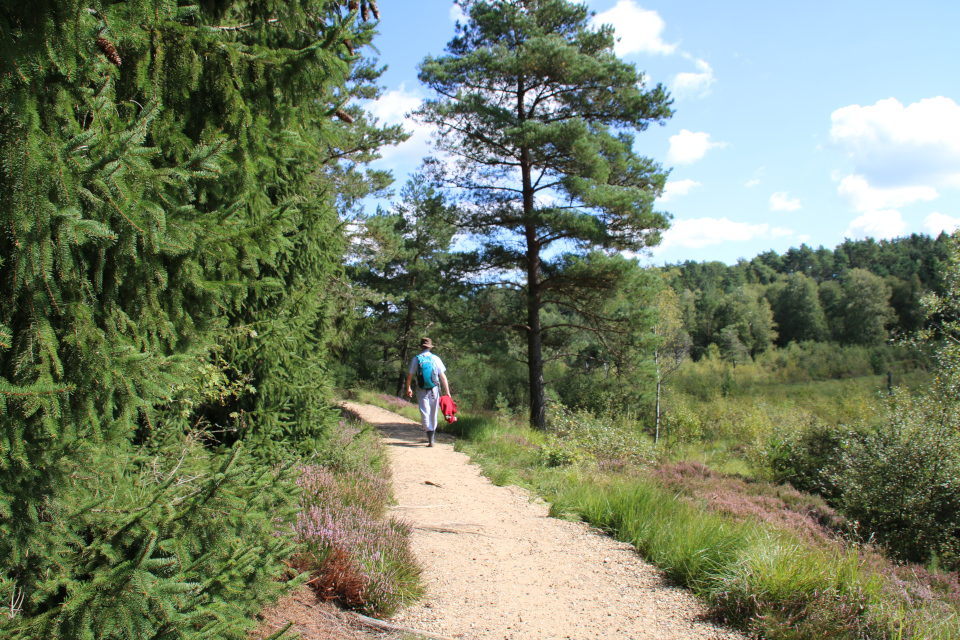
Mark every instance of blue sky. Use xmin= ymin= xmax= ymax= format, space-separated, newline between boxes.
xmin=360 ymin=0 xmax=960 ymax=265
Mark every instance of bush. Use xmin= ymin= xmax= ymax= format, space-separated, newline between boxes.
xmin=837 ymin=394 xmax=960 ymax=569
xmin=767 ymin=421 xmax=853 ymax=503
xmin=548 ymin=406 xmax=657 ymax=468
xmin=763 ymin=393 xmax=960 ymax=569
xmin=660 ymin=397 xmax=705 ymax=443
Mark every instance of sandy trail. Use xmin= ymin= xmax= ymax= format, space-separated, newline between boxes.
xmin=341 ymin=401 xmax=746 ymax=640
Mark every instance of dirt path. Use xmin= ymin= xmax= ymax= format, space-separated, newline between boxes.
xmin=341 ymin=402 xmax=747 ymax=640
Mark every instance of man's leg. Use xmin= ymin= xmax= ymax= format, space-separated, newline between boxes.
xmin=426 ymin=388 xmax=440 ymax=431
xmin=427 ymin=389 xmax=441 ymax=446
xmin=417 ymin=388 xmax=440 ymax=446
xmin=417 ymin=388 xmax=432 ymax=436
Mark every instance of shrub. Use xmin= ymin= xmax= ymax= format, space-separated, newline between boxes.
xmin=767 ymin=421 xmax=852 ymax=503
xmin=837 ymin=394 xmax=960 ymax=569
xmin=538 ymin=435 xmax=590 ymax=467
xmin=548 ymin=406 xmax=657 ymax=467
xmin=660 ymin=397 xmax=705 ymax=443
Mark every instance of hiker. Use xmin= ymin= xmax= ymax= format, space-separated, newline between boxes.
xmin=405 ymin=337 xmax=452 ymax=447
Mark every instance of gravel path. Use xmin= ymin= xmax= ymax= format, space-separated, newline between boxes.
xmin=341 ymin=402 xmax=747 ymax=640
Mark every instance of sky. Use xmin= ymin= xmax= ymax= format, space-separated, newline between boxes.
xmin=359 ymin=0 xmax=960 ymax=265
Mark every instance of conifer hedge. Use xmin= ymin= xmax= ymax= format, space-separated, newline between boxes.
xmin=0 ymin=1 xmax=395 ymax=636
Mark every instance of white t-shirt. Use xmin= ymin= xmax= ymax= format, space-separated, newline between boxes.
xmin=408 ymin=351 xmax=446 ymax=387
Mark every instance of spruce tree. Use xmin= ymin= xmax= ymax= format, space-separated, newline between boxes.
xmin=0 ymin=0 xmax=393 ymax=636
xmin=416 ymin=0 xmax=673 ymax=427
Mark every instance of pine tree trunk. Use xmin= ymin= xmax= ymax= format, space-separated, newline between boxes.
xmin=518 ymin=77 xmax=546 ymax=429
xmin=527 ymin=226 xmax=546 ymax=429
xmin=395 ymin=290 xmax=416 ymax=397
xmin=383 ymin=344 xmax=391 ymax=392
xmin=396 ymin=340 xmax=410 ymax=397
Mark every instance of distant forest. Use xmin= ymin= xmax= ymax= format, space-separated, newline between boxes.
xmin=662 ymin=233 xmax=951 ymax=361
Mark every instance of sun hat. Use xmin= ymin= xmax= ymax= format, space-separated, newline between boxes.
xmin=420 ymin=337 xmax=434 ymax=349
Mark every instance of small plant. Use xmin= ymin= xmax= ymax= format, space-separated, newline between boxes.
xmin=548 ymin=405 xmax=657 ymax=467
xmin=495 ymin=392 xmax=514 ymax=424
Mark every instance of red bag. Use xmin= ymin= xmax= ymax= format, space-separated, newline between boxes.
xmin=439 ymin=395 xmax=458 ymax=423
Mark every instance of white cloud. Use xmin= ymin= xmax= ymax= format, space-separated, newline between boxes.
xmin=449 ymin=2 xmax=466 ymax=22
xmin=844 ymin=210 xmax=906 ymax=240
xmin=658 ymin=217 xmax=792 ymax=251
xmin=924 ymin=212 xmax=960 ymax=236
xmin=672 ymin=58 xmax=715 ymax=98
xmin=658 ymin=178 xmax=701 ymax=202
xmin=363 ymin=84 xmax=431 ymax=166
xmin=837 ymin=174 xmax=938 ymax=212
xmin=745 ymin=179 xmax=760 ymax=188
xmin=667 ymin=129 xmax=726 ymax=164
xmin=769 ymin=191 xmax=801 ymax=211
xmin=830 ymin=96 xmax=960 ymax=209
xmin=592 ymin=1 xmax=676 ymax=56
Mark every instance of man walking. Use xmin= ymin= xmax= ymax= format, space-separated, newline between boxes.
xmin=405 ymin=337 xmax=451 ymax=447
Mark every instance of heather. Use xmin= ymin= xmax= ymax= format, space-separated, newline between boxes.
xmin=290 ymin=421 xmax=422 ymax=617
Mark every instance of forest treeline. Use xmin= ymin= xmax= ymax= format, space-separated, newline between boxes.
xmin=664 ymin=233 xmax=950 ymax=359
xmin=340 ymin=226 xmax=948 ymax=418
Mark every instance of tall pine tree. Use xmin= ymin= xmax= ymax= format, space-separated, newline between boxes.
xmin=416 ymin=0 xmax=673 ymax=427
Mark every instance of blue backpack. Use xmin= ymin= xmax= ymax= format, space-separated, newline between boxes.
xmin=416 ymin=354 xmax=438 ymax=390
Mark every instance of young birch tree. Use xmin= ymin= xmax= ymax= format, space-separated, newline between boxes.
xmin=416 ymin=0 xmax=673 ymax=428
xmin=651 ymin=286 xmax=691 ymax=442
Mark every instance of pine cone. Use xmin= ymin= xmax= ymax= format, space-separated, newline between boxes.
xmin=370 ymin=0 xmax=380 ymax=20
xmin=344 ymin=39 xmax=354 ymax=55
xmin=348 ymin=0 xmax=358 ymax=11
xmin=96 ymin=36 xmax=121 ymax=67
xmin=335 ymin=109 xmax=354 ymax=124
xmin=361 ymin=0 xmax=370 ymax=21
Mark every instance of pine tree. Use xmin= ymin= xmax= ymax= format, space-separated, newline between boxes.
xmin=416 ymin=0 xmax=673 ymax=427
xmin=344 ymin=173 xmax=462 ymax=394
xmin=0 ymin=0 xmax=393 ymax=636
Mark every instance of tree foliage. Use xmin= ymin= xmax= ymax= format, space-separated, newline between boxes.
xmin=341 ymin=173 xmax=463 ymax=394
xmin=664 ymin=234 xmax=949 ymax=359
xmin=0 ymin=0 xmax=394 ymax=636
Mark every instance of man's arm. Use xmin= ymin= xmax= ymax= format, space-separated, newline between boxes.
xmin=439 ymin=372 xmax=451 ymax=397
xmin=405 ymin=373 xmax=415 ymax=398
